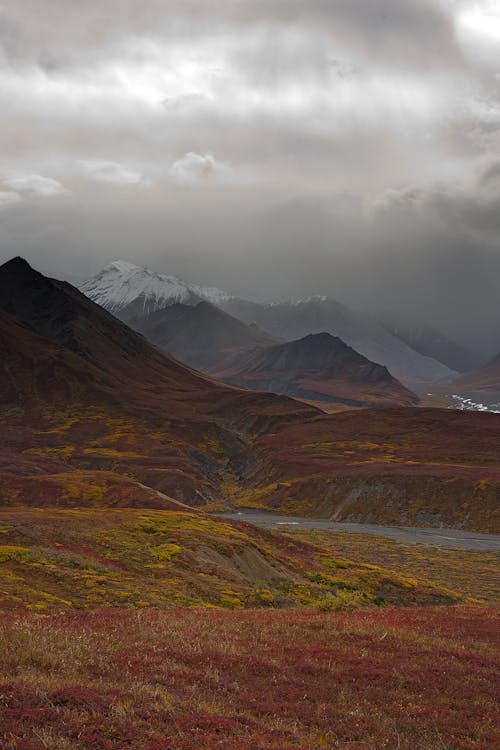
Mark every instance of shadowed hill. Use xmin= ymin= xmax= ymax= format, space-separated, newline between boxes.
xmin=216 ymin=332 xmax=418 ymax=407
xmin=133 ymin=300 xmax=276 ymax=372
xmin=0 ymin=257 xmax=316 ymax=424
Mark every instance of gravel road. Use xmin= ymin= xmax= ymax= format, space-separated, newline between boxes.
xmin=214 ymin=510 xmax=500 ymax=551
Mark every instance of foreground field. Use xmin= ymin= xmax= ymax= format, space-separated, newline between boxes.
xmin=0 ymin=606 xmax=497 ymax=749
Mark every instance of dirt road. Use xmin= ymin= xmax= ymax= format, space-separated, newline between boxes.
xmin=215 ymin=510 xmax=500 ymax=550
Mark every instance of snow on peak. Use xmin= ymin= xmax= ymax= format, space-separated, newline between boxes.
xmin=80 ymin=259 xmax=232 ymax=316
xmin=106 ymin=260 xmax=140 ymax=274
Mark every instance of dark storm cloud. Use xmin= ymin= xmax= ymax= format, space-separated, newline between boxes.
xmin=1 ymin=1 xmax=500 ymax=354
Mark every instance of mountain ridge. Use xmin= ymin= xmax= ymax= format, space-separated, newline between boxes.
xmin=79 ymin=259 xmax=457 ymax=388
xmin=80 ymin=259 xmax=232 ymax=322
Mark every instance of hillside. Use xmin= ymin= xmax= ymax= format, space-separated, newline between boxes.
xmin=0 ymin=507 xmax=459 ymax=610
xmin=246 ymin=407 xmax=500 ymax=531
xmin=451 ymin=353 xmax=500 ymax=400
xmin=134 ymin=300 xmax=276 ymax=371
xmin=216 ymin=332 xmax=417 ymax=407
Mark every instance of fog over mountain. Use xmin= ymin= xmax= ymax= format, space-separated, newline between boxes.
xmin=1 ymin=1 xmax=500 ymax=354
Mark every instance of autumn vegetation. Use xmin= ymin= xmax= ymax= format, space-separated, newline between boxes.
xmin=0 ymin=606 xmax=498 ymax=749
xmin=0 ymin=508 xmax=468 ymax=611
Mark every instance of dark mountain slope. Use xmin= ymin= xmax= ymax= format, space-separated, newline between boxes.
xmin=216 ymin=332 xmax=418 ymax=407
xmin=0 ymin=257 xmax=315 ymax=423
xmin=133 ymin=300 xmax=276 ymax=372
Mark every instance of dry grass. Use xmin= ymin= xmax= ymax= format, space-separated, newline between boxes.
xmin=287 ymin=529 xmax=500 ymax=603
xmin=0 ymin=606 xmax=497 ymax=749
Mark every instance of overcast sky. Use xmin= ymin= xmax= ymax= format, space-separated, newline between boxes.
xmin=1 ymin=1 xmax=500 ymax=352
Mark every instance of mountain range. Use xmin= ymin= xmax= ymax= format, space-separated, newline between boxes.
xmin=132 ymin=300 xmax=415 ymax=407
xmin=379 ymin=317 xmax=484 ymax=373
xmin=221 ymin=296 xmax=456 ymax=389
xmin=1 ymin=256 xmax=500 ymax=532
xmin=80 ymin=260 xmax=457 ymax=390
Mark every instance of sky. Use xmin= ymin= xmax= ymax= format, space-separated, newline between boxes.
xmin=0 ymin=0 xmax=500 ymax=353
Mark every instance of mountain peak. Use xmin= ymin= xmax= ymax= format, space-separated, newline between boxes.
xmin=0 ymin=256 xmax=37 ymax=278
xmin=302 ymin=332 xmax=339 ymax=345
xmin=80 ymin=260 xmax=232 ymax=321
xmin=105 ymin=260 xmax=141 ymax=274
xmin=218 ymin=328 xmax=417 ymax=407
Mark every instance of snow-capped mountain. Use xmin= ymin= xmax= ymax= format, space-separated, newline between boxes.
xmin=79 ymin=260 xmax=232 ymax=321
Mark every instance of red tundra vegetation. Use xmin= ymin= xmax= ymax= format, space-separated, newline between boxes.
xmin=0 ymin=606 xmax=498 ymax=749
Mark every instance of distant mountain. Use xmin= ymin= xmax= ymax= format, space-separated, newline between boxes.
xmin=134 ymin=300 xmax=277 ymax=372
xmin=216 ymin=332 xmax=417 ymax=407
xmin=80 ymin=260 xmax=232 ymax=323
xmin=132 ymin=302 xmax=415 ymax=406
xmin=221 ymin=297 xmax=457 ymax=389
xmin=81 ymin=260 xmax=457 ymax=387
xmin=379 ymin=318 xmax=483 ymax=373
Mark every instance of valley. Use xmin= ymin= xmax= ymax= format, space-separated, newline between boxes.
xmin=1 ymin=256 xmax=499 ymax=749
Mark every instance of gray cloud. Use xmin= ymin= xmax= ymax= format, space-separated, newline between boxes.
xmin=78 ymin=160 xmax=149 ymax=186
xmin=0 ymin=1 xmax=500 ymax=355
xmin=2 ymin=173 xmax=69 ymax=196
xmin=169 ymin=152 xmax=231 ymax=182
